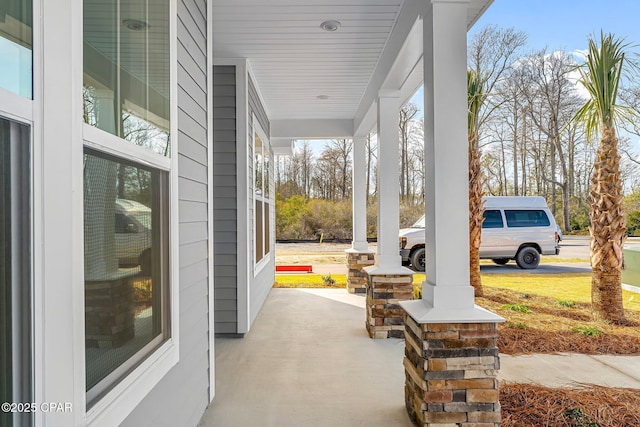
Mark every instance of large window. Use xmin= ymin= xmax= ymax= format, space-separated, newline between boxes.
xmin=254 ymin=127 xmax=270 ymax=266
xmin=83 ymin=149 xmax=170 ymax=404
xmin=0 ymin=0 xmax=33 ymax=98
xmin=83 ymin=0 xmax=170 ymax=155
xmin=0 ymin=117 xmax=31 ymax=427
xmin=82 ymin=0 xmax=172 ymax=407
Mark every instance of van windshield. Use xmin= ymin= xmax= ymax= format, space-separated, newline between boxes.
xmin=413 ymin=215 xmax=425 ymax=228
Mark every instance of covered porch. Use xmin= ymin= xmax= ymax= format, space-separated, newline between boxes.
xmin=213 ymin=0 xmax=503 ymax=425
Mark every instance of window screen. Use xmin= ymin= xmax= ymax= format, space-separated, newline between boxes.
xmin=0 ymin=117 xmax=31 ymax=427
xmin=84 ymin=148 xmax=169 ymax=404
xmin=504 ymin=210 xmax=551 ymax=228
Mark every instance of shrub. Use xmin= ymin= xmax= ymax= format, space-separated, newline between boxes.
xmin=627 ymin=210 xmax=640 ymax=236
xmin=500 ymin=303 xmax=531 ymax=313
xmin=563 ymin=408 xmax=598 ymax=427
xmin=556 ymin=299 xmax=575 ymax=308
xmin=304 ymin=199 xmax=352 ymax=239
xmin=571 ymin=326 xmax=602 ymax=337
xmin=506 ymin=322 xmax=528 ymax=329
xmin=275 ymin=195 xmax=310 ymax=239
xmin=322 ymin=274 xmax=336 ymax=285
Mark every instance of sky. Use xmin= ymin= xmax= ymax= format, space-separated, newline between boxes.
xmin=472 ymin=0 xmax=640 ymax=54
xmin=410 ymin=0 xmax=640 ymax=125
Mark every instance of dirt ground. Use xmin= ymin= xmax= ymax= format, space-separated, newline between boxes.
xmin=275 ymin=242 xmax=362 ymax=265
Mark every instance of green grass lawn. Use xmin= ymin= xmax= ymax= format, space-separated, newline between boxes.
xmin=274 ymin=273 xmax=347 ymax=288
xmin=480 ymin=273 xmax=640 ymax=311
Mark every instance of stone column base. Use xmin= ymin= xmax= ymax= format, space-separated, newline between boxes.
xmin=403 ymin=315 xmax=501 ymax=426
xmin=346 ymin=251 xmax=375 ymax=294
xmin=365 ymin=273 xmax=413 ymax=338
xmin=85 ymin=277 xmax=136 ymax=348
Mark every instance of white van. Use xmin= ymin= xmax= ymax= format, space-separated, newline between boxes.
xmin=399 ymin=196 xmax=560 ymax=271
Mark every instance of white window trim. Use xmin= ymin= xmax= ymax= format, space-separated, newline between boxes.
xmin=206 ymin=0 xmax=215 ymax=402
xmin=81 ymin=0 xmax=180 ymax=424
xmin=0 ymin=87 xmax=33 ymax=123
xmin=0 ymin=6 xmax=37 ymax=426
xmin=83 ymin=125 xmax=172 ymax=172
xmin=252 ymin=115 xmax=271 ymax=277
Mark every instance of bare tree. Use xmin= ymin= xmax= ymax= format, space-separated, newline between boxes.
xmin=311 ymin=139 xmax=352 ymax=200
xmin=468 ymin=25 xmax=528 ymax=130
xmin=518 ymin=50 xmax=582 ymax=231
xmin=399 ymin=103 xmax=419 ymax=203
xmin=366 ymin=133 xmax=377 ymax=204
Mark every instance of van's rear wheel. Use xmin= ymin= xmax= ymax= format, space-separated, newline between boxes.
xmin=492 ymin=258 xmax=509 ymax=265
xmin=411 ymin=248 xmax=426 ymax=272
xmin=515 ymin=247 xmax=540 ymax=269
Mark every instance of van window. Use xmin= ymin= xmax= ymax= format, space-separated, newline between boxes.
xmin=505 ymin=210 xmax=551 ymax=227
xmin=482 ymin=210 xmax=504 ymax=228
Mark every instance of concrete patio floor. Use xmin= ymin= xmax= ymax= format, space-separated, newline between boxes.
xmin=201 ymin=288 xmax=410 ymax=427
xmin=200 ymin=288 xmax=640 ymax=427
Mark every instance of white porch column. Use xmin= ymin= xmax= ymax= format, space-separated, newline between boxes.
xmin=346 ymin=135 xmax=375 ymax=294
xmin=400 ymin=0 xmax=502 ymax=321
xmin=400 ymin=2 xmax=503 ymax=424
xmin=350 ymin=135 xmax=369 ymax=252
xmin=371 ymin=90 xmax=407 ymax=271
xmin=423 ymin=0 xmax=472 ymax=309
xmin=363 ymin=91 xmax=413 ymax=338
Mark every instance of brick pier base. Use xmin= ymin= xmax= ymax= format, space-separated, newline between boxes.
xmin=346 ymin=251 xmax=375 ymax=294
xmin=85 ymin=277 xmax=136 ymax=348
xmin=365 ymin=273 xmax=413 ymax=338
xmin=403 ymin=315 xmax=501 ymax=426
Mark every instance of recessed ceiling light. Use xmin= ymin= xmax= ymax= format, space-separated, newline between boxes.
xmin=122 ymin=19 xmax=149 ymax=31
xmin=317 ymin=95 xmax=329 ymax=100
xmin=320 ymin=20 xmax=341 ymax=32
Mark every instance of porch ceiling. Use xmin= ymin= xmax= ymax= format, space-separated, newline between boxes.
xmin=212 ymin=0 xmax=492 ymax=138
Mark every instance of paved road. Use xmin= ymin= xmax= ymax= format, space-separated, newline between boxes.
xmin=277 ymin=236 xmax=640 ymax=275
xmin=555 ymin=235 xmax=589 ymax=259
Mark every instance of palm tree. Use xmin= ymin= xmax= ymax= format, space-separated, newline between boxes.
xmin=468 ymin=70 xmax=486 ymax=297
xmin=574 ymin=32 xmax=634 ymax=323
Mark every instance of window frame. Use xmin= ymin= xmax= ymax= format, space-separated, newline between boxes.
xmin=82 ymin=147 xmax=172 ymax=406
xmin=80 ymin=1 xmax=180 ymax=424
xmin=252 ymin=116 xmax=271 ymax=274
xmin=0 ymin=2 xmax=35 ymax=424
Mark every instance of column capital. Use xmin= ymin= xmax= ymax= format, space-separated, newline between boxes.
xmin=400 ymin=299 xmax=505 ymax=324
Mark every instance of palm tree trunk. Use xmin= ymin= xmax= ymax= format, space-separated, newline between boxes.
xmin=589 ymin=125 xmax=626 ymax=323
xmin=469 ymin=133 xmax=485 ymax=297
